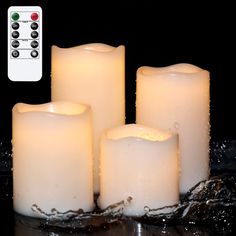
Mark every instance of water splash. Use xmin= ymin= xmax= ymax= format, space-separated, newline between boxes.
xmin=210 ymin=140 xmax=236 ymax=173
xmin=140 ymin=174 xmax=236 ymax=234
xmin=1 ymin=139 xmax=236 ymax=234
xmin=32 ymin=197 xmax=132 ymax=232
xmin=0 ymin=140 xmax=12 ymax=201
xmin=28 ymin=175 xmax=236 ymax=234
xmin=0 ymin=140 xmax=12 ymax=172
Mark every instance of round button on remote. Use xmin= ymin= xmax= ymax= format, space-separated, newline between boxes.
xmin=31 ymin=50 xmax=38 ymax=58
xmin=11 ymin=12 xmax=20 ymax=21
xmin=31 ymin=31 xmax=38 ymax=39
xmin=31 ymin=40 xmax=39 ymax=48
xmin=12 ymin=50 xmax=19 ymax=58
xmin=31 ymin=12 xmax=39 ymax=21
xmin=12 ymin=31 xmax=19 ymax=38
xmin=31 ymin=22 xmax=38 ymax=30
xmin=12 ymin=22 xmax=19 ymax=30
xmin=12 ymin=40 xmax=20 ymax=48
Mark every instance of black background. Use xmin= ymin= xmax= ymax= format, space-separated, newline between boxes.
xmin=0 ymin=0 xmax=235 ymax=141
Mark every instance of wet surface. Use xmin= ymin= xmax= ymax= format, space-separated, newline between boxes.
xmin=1 ymin=140 xmax=236 ymax=235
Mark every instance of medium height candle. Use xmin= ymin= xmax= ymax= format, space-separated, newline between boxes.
xmin=51 ymin=43 xmax=125 ymax=193
xmin=136 ymin=63 xmax=210 ymax=193
xmin=98 ymin=124 xmax=179 ymax=216
xmin=12 ymin=101 xmax=94 ymax=218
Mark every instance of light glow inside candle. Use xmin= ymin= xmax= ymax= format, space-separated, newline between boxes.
xmin=136 ymin=63 xmax=210 ymax=193
xmin=51 ymin=43 xmax=125 ymax=193
xmin=12 ymin=101 xmax=94 ymax=218
xmin=98 ymin=124 xmax=179 ymax=216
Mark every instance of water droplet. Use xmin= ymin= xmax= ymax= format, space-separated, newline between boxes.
xmin=174 ymin=122 xmax=180 ymax=130
xmin=144 ymin=206 xmax=150 ymax=212
xmin=0 ymin=140 xmax=12 ymax=172
xmin=48 ymin=233 xmax=59 ymax=236
xmin=210 ymin=140 xmax=236 ymax=173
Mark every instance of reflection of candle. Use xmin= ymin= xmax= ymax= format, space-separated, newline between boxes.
xmin=136 ymin=64 xmax=210 ymax=193
xmin=98 ymin=124 xmax=179 ymax=216
xmin=51 ymin=43 xmax=125 ymax=193
xmin=12 ymin=101 xmax=94 ymax=218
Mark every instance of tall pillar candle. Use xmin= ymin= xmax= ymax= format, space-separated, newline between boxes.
xmin=98 ymin=124 xmax=179 ymax=216
xmin=12 ymin=101 xmax=94 ymax=218
xmin=51 ymin=43 xmax=125 ymax=193
xmin=136 ymin=64 xmax=210 ymax=193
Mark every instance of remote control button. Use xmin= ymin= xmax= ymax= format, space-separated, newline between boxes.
xmin=31 ymin=12 xmax=39 ymax=21
xmin=12 ymin=22 xmax=19 ymax=30
xmin=31 ymin=40 xmax=39 ymax=48
xmin=12 ymin=40 xmax=20 ymax=48
xmin=12 ymin=31 xmax=19 ymax=38
xmin=11 ymin=12 xmax=20 ymax=21
xmin=31 ymin=31 xmax=38 ymax=39
xmin=31 ymin=22 xmax=38 ymax=30
xmin=12 ymin=50 xmax=19 ymax=58
xmin=31 ymin=50 xmax=38 ymax=58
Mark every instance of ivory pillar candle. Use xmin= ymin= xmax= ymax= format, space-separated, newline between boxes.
xmin=136 ymin=63 xmax=210 ymax=193
xmin=98 ymin=124 xmax=179 ymax=216
xmin=51 ymin=43 xmax=125 ymax=193
xmin=12 ymin=101 xmax=94 ymax=218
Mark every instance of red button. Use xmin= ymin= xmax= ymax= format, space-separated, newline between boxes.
xmin=31 ymin=12 xmax=39 ymax=21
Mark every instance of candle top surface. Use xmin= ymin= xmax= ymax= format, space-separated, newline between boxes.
xmin=105 ymin=124 xmax=175 ymax=142
xmin=138 ymin=63 xmax=209 ymax=78
xmin=52 ymin=43 xmax=124 ymax=54
xmin=13 ymin=101 xmax=90 ymax=116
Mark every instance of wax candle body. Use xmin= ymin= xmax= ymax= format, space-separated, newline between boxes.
xmin=51 ymin=43 xmax=125 ymax=193
xmin=136 ymin=64 xmax=210 ymax=193
xmin=98 ymin=124 xmax=179 ymax=216
xmin=12 ymin=102 xmax=94 ymax=218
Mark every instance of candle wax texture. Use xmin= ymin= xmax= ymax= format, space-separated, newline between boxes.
xmin=98 ymin=124 xmax=179 ymax=216
xmin=12 ymin=101 xmax=94 ymax=218
xmin=51 ymin=43 xmax=125 ymax=193
xmin=136 ymin=64 xmax=210 ymax=193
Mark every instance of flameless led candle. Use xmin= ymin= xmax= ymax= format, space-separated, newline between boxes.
xmin=98 ymin=124 xmax=179 ymax=216
xmin=51 ymin=43 xmax=125 ymax=193
xmin=12 ymin=101 xmax=94 ymax=218
xmin=136 ymin=64 xmax=210 ymax=193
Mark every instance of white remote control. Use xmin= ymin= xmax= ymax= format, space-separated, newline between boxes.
xmin=8 ymin=6 xmax=42 ymax=81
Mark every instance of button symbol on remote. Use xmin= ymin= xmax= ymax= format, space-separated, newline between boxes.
xmin=31 ymin=31 xmax=38 ymax=39
xmin=12 ymin=31 xmax=19 ymax=38
xmin=31 ymin=40 xmax=39 ymax=48
xmin=31 ymin=22 xmax=38 ymax=30
xmin=11 ymin=12 xmax=20 ymax=21
xmin=31 ymin=50 xmax=38 ymax=58
xmin=12 ymin=50 xmax=19 ymax=58
xmin=12 ymin=22 xmax=19 ymax=30
xmin=31 ymin=12 xmax=39 ymax=21
xmin=12 ymin=40 xmax=20 ymax=48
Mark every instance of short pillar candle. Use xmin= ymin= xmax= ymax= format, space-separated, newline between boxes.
xmin=12 ymin=101 xmax=94 ymax=218
xmin=98 ymin=124 xmax=179 ymax=216
xmin=136 ymin=63 xmax=210 ymax=193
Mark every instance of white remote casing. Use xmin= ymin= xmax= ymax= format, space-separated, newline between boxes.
xmin=8 ymin=6 xmax=42 ymax=81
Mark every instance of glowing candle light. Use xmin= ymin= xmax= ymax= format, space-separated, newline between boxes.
xmin=12 ymin=101 xmax=94 ymax=218
xmin=136 ymin=63 xmax=210 ymax=193
xmin=99 ymin=124 xmax=179 ymax=216
xmin=51 ymin=43 xmax=125 ymax=193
